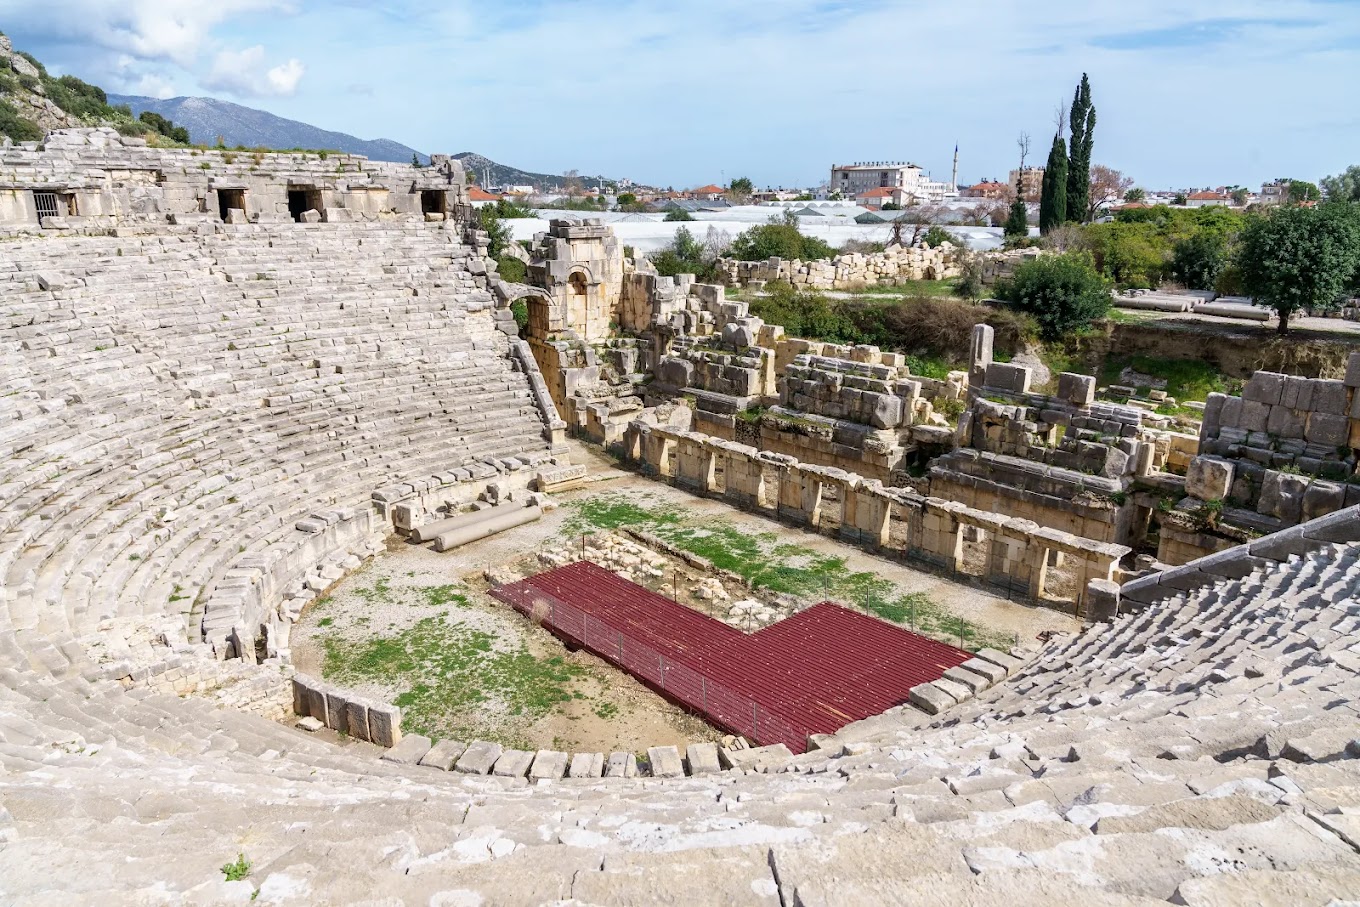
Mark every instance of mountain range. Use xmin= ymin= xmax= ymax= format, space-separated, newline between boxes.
xmin=109 ymin=95 xmax=615 ymax=189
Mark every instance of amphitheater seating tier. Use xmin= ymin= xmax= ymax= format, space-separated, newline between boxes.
xmin=0 ymin=222 xmax=1356 ymax=903
xmin=0 ymin=223 xmax=551 ymax=678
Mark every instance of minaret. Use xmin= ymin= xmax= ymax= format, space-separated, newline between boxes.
xmin=951 ymin=143 xmax=959 ymax=192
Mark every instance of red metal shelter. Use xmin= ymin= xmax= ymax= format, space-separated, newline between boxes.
xmin=491 ymin=561 xmax=970 ymax=753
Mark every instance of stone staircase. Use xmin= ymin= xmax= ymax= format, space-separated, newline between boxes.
xmin=0 ymin=507 xmax=1356 ymax=902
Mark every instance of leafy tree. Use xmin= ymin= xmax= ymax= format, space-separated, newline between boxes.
xmin=650 ymin=225 xmax=728 ymax=281
xmin=1172 ymin=192 xmax=1188 ymax=206
xmin=1003 ymin=198 xmax=1029 ymax=239
xmin=1231 ymin=188 xmax=1251 ymax=206
xmin=727 ymin=210 xmax=834 ymax=261
xmin=477 ymin=205 xmax=515 ymax=258
xmin=664 ymin=207 xmax=695 ymax=222
xmin=484 ymin=198 xmax=533 ymax=218
xmin=1124 ymin=187 xmax=1146 ymax=203
xmin=1086 ymin=165 xmax=1132 ymax=221
xmin=952 ymin=252 xmax=986 ymax=302
xmin=616 ymin=192 xmax=638 ymax=209
xmin=1084 ymin=221 xmax=1165 ymax=288
xmin=138 ymin=110 xmax=190 ymax=144
xmin=1287 ymin=180 xmax=1321 ymax=204
xmin=1321 ymin=165 xmax=1360 ymax=202
xmin=996 ymin=252 xmax=1110 ymax=340
xmin=1237 ymin=203 xmax=1360 ymax=334
xmin=921 ymin=225 xmax=955 ymax=248
xmin=728 ymin=176 xmax=754 ymax=200
xmin=1171 ymin=231 xmax=1228 ymax=290
xmin=1066 ymin=74 xmax=1096 ymax=223
xmin=1039 ymin=133 xmax=1068 ymax=233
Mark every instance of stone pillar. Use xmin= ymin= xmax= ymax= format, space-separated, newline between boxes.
xmin=1073 ymin=547 xmax=1124 ymax=619
xmin=920 ymin=500 xmax=964 ymax=570
xmin=842 ymin=484 xmax=891 ymax=547
xmin=640 ymin=429 xmax=675 ymax=478
xmin=969 ymin=323 xmax=994 ymax=388
xmin=782 ymin=465 xmax=824 ymax=527
xmin=720 ymin=443 xmax=764 ymax=510
xmin=986 ymin=519 xmax=1039 ymax=595
xmin=675 ymin=435 xmax=716 ymax=492
xmin=1087 ymin=579 xmax=1121 ymax=622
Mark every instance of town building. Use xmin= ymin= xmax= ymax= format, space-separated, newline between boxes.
xmin=829 ymin=161 xmax=952 ymax=203
xmin=1008 ymin=167 xmax=1045 ymax=203
xmin=961 ymin=180 xmax=1010 ymax=200
xmin=1185 ymin=190 xmax=1231 ymax=208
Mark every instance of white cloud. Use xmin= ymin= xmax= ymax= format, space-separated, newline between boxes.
xmin=1 ymin=0 xmax=292 ymax=66
xmin=134 ymin=72 xmax=177 ymax=99
xmin=202 ymin=45 xmax=304 ymax=97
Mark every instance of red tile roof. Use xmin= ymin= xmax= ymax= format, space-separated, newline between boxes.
xmin=467 ymin=187 xmax=501 ymax=202
xmin=692 ymin=184 xmax=726 ymax=195
xmin=856 ymin=187 xmax=897 ymax=199
xmin=1187 ymin=191 xmax=1227 ymax=200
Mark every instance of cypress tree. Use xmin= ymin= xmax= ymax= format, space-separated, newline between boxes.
xmin=1039 ymin=133 xmax=1068 ymax=234
xmin=1004 ymin=197 xmax=1029 ymax=240
xmin=1066 ymin=74 xmax=1096 ymax=223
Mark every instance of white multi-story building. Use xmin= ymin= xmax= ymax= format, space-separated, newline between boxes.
xmin=829 ymin=161 xmax=952 ymax=202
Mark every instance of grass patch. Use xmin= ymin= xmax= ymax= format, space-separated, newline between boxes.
xmin=418 ymin=584 xmax=469 ymax=608
xmin=320 ymin=614 xmax=585 ymax=740
xmin=353 ymin=577 xmax=393 ymax=603
xmin=564 ymin=494 xmax=1007 ymax=650
xmin=849 ymin=279 xmax=957 ymax=299
xmin=1100 ymin=354 xmax=1239 ymax=402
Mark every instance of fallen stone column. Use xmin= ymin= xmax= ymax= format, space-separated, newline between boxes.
xmin=410 ymin=503 xmax=509 ymax=544
xmin=432 ymin=505 xmax=543 ymax=552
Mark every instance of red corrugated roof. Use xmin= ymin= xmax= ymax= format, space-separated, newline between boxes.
xmin=492 ymin=562 xmax=970 ymax=752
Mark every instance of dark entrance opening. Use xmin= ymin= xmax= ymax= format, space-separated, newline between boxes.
xmin=420 ymin=190 xmax=447 ymax=217
xmin=217 ymin=188 xmax=247 ymax=221
xmin=34 ymin=191 xmax=76 ymax=220
xmin=288 ymin=188 xmax=323 ymax=222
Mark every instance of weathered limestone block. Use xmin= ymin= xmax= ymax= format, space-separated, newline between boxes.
xmin=1305 ymin=412 xmax=1349 ymax=446
xmin=568 ymin=752 xmax=605 ymax=778
xmin=419 ymin=739 xmax=466 ymax=771
xmin=455 ymin=741 xmax=503 ymax=774
xmin=646 ymin=745 xmax=685 ymax=778
xmin=492 ymin=749 xmax=534 ymax=778
xmin=908 ymin=682 xmax=956 ymax=715
xmin=606 ymin=752 xmax=638 ymax=778
xmin=1243 ymin=371 xmax=1285 ymax=406
xmin=1186 ymin=456 xmax=1235 ymax=501
xmin=1086 ymin=578 xmax=1121 ymax=622
xmin=529 ymin=750 xmax=569 ymax=780
xmin=366 ymin=703 xmax=402 ymax=747
xmin=657 ymin=358 xmax=694 ymax=388
xmin=969 ymin=324 xmax=994 ymax=386
xmin=381 ymin=734 xmax=431 ymax=765
xmin=685 ymin=742 xmax=721 ymax=775
xmin=1258 ymin=471 xmax=1310 ymax=523
xmin=1310 ymin=379 xmax=1349 ymax=415
xmin=1057 ymin=372 xmax=1096 ymax=407
xmin=984 ymin=362 xmax=1032 ymax=395
xmin=346 ymin=700 xmax=371 ymax=743
xmin=1302 ymin=481 xmax=1346 ymax=521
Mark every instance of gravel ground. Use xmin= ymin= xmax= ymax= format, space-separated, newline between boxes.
xmin=293 ymin=440 xmax=1078 ymax=753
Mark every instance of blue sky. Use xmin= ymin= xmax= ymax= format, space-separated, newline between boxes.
xmin=2 ymin=0 xmax=1358 ymax=190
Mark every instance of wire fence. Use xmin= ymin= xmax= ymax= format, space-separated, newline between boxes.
xmin=497 ymin=582 xmax=808 ymax=752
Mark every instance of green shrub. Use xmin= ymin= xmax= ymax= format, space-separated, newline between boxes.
xmin=995 ymin=252 xmax=1111 ymax=341
xmin=663 ymin=207 xmax=695 ymax=221
xmin=510 ymin=299 xmax=529 ymax=332
xmin=496 ymin=255 xmax=527 ymax=283
xmin=727 ymin=210 xmax=834 ymax=262
xmin=921 ymin=226 xmax=955 ymax=248
xmin=0 ymin=100 xmax=42 ymax=142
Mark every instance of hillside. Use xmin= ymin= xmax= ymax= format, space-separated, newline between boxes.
xmin=453 ymin=151 xmax=615 ymax=191
xmin=109 ymin=94 xmax=427 ymax=164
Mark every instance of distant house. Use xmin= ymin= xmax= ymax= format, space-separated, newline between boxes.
xmin=689 ymin=184 xmax=727 ymax=202
xmin=855 ymin=187 xmax=899 ymax=210
xmin=467 ymin=187 xmax=502 ymax=207
xmin=962 ymin=181 xmax=1009 ymax=200
xmin=1185 ymin=190 xmax=1230 ymax=208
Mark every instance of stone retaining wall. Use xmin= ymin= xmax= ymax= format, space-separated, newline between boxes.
xmin=717 ymin=244 xmax=960 ymax=290
xmin=625 ymin=423 xmax=1128 ymax=615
